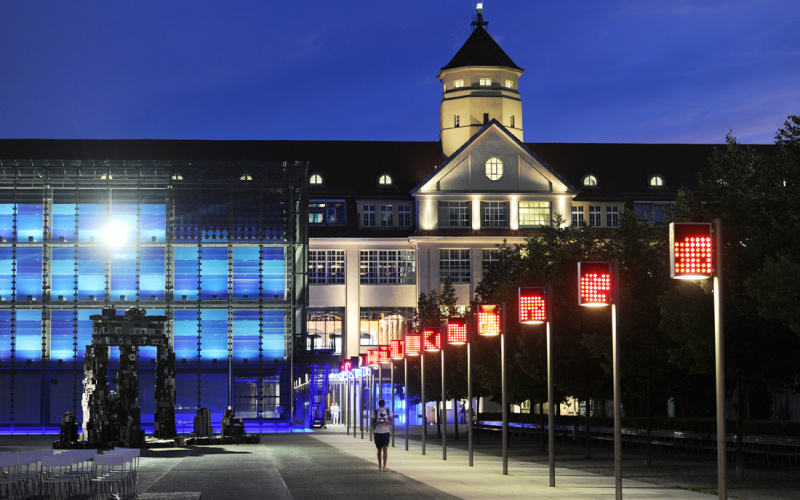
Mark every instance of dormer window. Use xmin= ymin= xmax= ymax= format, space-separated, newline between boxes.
xmin=100 ymin=173 xmax=112 ymax=180
xmin=649 ymin=175 xmax=665 ymax=188
xmin=454 ymin=79 xmax=464 ymax=88
xmin=480 ymin=78 xmax=492 ymax=86
xmin=309 ymin=173 xmax=324 ymax=185
xmin=171 ymin=173 xmax=184 ymax=181
xmin=485 ymin=157 xmax=503 ymax=181
xmin=240 ymin=174 xmax=253 ymax=181
xmin=378 ymin=174 xmax=393 ymax=186
xmin=582 ymin=175 xmax=598 ymax=187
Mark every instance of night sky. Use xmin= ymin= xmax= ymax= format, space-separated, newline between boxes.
xmin=1 ymin=1 xmax=797 ymax=144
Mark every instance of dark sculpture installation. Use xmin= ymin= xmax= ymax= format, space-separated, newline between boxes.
xmin=79 ymin=307 xmax=176 ymax=447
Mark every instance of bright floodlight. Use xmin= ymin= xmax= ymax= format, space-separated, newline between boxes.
xmin=103 ymin=222 xmax=129 ymax=247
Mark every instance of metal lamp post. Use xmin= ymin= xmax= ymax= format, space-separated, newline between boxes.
xmin=404 ymin=332 xmax=421 ymax=452
xmin=446 ymin=317 xmax=468 ymax=464
xmin=477 ymin=304 xmax=507 ymax=474
xmin=422 ymin=327 xmax=441 ymax=457
xmin=389 ymin=339 xmax=405 ymax=448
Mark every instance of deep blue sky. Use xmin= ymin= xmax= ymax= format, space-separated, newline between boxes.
xmin=1 ymin=1 xmax=798 ymax=144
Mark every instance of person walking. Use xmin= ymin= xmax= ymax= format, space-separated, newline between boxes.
xmin=331 ymin=402 xmax=340 ymax=424
xmin=373 ymin=399 xmax=393 ymax=471
xmin=460 ymin=402 xmax=466 ymax=424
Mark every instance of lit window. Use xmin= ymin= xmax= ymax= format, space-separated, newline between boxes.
xmin=481 ymin=201 xmax=509 ymax=228
xmin=362 ymin=205 xmax=375 ymax=227
xmin=482 ymin=249 xmax=501 ymax=278
xmin=438 ymin=201 xmax=470 ymax=228
xmin=519 ymin=201 xmax=550 ymax=227
xmin=454 ymin=115 xmax=460 ymax=127
xmin=309 ymin=201 xmax=346 ymax=225
xmin=380 ymin=205 xmax=393 ymax=227
xmin=440 ymin=249 xmax=471 ymax=284
xmin=240 ymin=174 xmax=253 ymax=181
xmin=309 ymin=174 xmax=323 ymax=185
xmin=606 ymin=206 xmax=619 ymax=228
xmin=480 ymin=78 xmax=492 ymax=86
xmin=307 ymin=308 xmax=344 ymax=354
xmin=100 ymin=173 xmax=113 ymax=180
xmin=171 ymin=173 xmax=183 ymax=181
xmin=359 ymin=308 xmax=414 ymax=346
xmin=582 ymin=175 xmax=598 ymax=187
xmin=485 ymin=157 xmax=503 ymax=181
xmin=650 ymin=175 xmax=665 ymax=188
xmin=589 ymin=206 xmax=601 ymax=227
xmin=379 ymin=174 xmax=393 ymax=185
xmin=360 ymin=250 xmax=416 ymax=284
xmin=572 ymin=206 xmax=584 ymax=227
xmin=398 ymin=205 xmax=412 ymax=227
xmin=505 ymin=80 xmax=513 ymax=89
xmin=454 ymin=79 xmax=464 ymax=88
xmin=308 ymin=250 xmax=345 ymax=284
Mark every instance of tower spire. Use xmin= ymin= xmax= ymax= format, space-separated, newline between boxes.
xmin=472 ymin=3 xmax=489 ymax=30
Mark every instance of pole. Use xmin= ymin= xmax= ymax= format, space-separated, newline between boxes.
xmin=467 ymin=314 xmax=473 ymax=466
xmin=421 ymin=352 xmax=426 ymax=455
xmin=547 ymin=285 xmax=555 ymax=487
xmin=442 ymin=327 xmax=447 ymax=461
xmin=612 ymin=260 xmax=622 ymax=500
xmin=404 ymin=357 xmax=409 ymax=451
xmin=391 ymin=361 xmax=395 ymax=448
xmin=345 ymin=374 xmax=350 ymax=435
xmin=359 ymin=371 xmax=364 ymax=439
xmin=502 ymin=302 xmax=508 ymax=476
xmin=713 ymin=218 xmax=727 ymax=500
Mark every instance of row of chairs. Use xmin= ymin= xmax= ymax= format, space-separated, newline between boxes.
xmin=0 ymin=447 xmax=139 ymax=500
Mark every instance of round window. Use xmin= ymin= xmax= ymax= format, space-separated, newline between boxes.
xmin=485 ymin=157 xmax=503 ymax=181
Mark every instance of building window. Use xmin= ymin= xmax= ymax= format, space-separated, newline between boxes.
xmin=171 ymin=173 xmax=183 ymax=181
xmin=634 ymin=202 xmax=674 ymax=225
xmin=510 ymin=115 xmax=515 ymax=128
xmin=606 ymin=206 xmax=619 ymax=228
xmin=309 ymin=173 xmax=323 ymax=185
xmin=589 ymin=206 xmax=601 ymax=227
xmin=308 ymin=250 xmax=344 ymax=284
xmin=572 ymin=205 xmax=584 ymax=227
xmin=360 ymin=308 xmax=414 ymax=346
xmin=485 ymin=157 xmax=503 ymax=181
xmin=454 ymin=79 xmax=464 ymax=88
xmin=649 ymin=175 xmax=665 ymax=188
xmin=398 ymin=205 xmax=412 ymax=227
xmin=380 ymin=205 xmax=393 ymax=227
xmin=307 ymin=308 xmax=344 ymax=354
xmin=379 ymin=174 xmax=393 ymax=185
xmin=362 ymin=204 xmax=375 ymax=227
xmin=482 ymin=249 xmax=501 ymax=278
xmin=309 ymin=201 xmax=346 ymax=225
xmin=481 ymin=201 xmax=509 ymax=228
xmin=505 ymin=80 xmax=513 ymax=89
xmin=239 ymin=174 xmax=252 ymax=181
xmin=360 ymin=250 xmax=416 ymax=284
xmin=438 ymin=201 xmax=470 ymax=228
xmin=480 ymin=78 xmax=492 ymax=86
xmin=440 ymin=249 xmax=470 ymax=284
xmin=582 ymin=175 xmax=598 ymax=187
xmin=519 ymin=201 xmax=550 ymax=227
xmin=483 ymin=113 xmax=489 ymax=124
xmin=454 ymin=115 xmax=460 ymax=127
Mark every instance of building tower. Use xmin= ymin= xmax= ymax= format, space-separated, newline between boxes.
xmin=438 ymin=4 xmax=525 ymax=157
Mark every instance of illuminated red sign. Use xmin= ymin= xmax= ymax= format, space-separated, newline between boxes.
xmin=519 ymin=287 xmax=546 ymax=324
xmin=579 ymin=262 xmax=611 ymax=307
xmin=367 ymin=349 xmax=379 ymax=367
xmin=447 ymin=317 xmax=468 ymax=345
xmin=378 ymin=345 xmax=391 ymax=364
xmin=478 ymin=305 xmax=501 ymax=336
xmin=405 ymin=333 xmax=421 ymax=357
xmin=341 ymin=360 xmax=352 ymax=372
xmin=423 ymin=327 xmax=441 ymax=352
xmin=670 ymin=222 xmax=713 ymax=280
xmin=390 ymin=339 xmax=404 ymax=359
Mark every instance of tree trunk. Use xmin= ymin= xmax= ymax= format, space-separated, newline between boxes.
xmin=585 ymin=395 xmax=592 ymax=459
xmin=453 ymin=398 xmax=459 ymax=441
xmin=645 ymin=378 xmax=652 ymax=469
xmin=436 ymin=400 xmax=441 ymax=438
xmin=539 ymin=400 xmax=546 ymax=452
xmin=736 ymin=375 xmax=745 ymax=480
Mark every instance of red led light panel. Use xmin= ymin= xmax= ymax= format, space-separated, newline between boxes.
xmin=341 ymin=360 xmax=352 ymax=372
xmin=390 ymin=339 xmax=405 ymax=359
xmin=578 ymin=262 xmax=611 ymax=306
xmin=670 ymin=222 xmax=713 ymax=279
xmin=519 ymin=287 xmax=546 ymax=324
xmin=378 ymin=345 xmax=391 ymax=364
xmin=405 ymin=333 xmax=421 ymax=356
xmin=366 ymin=349 xmax=379 ymax=366
xmin=478 ymin=305 xmax=501 ymax=336
xmin=423 ymin=327 xmax=441 ymax=352
xmin=447 ymin=317 xmax=468 ymax=344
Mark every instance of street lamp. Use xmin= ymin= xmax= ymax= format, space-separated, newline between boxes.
xmin=670 ymin=220 xmax=725 ymax=500
xmin=478 ymin=304 xmax=508 ymax=475
xmin=389 ymin=339 xmax=404 ymax=448
xmin=446 ymin=316 xmax=470 ymax=464
xmin=421 ymin=326 xmax=440 ymax=456
xmin=404 ymin=332 xmax=421 ymax=452
xmin=519 ymin=286 xmax=555 ymax=487
xmin=578 ymin=261 xmax=621 ymax=500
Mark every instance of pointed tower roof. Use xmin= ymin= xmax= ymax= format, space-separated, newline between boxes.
xmin=440 ymin=13 xmax=522 ymax=72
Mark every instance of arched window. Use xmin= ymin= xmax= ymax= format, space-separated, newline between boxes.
xmin=239 ymin=174 xmax=253 ymax=181
xmin=485 ymin=157 xmax=503 ymax=181
xmin=171 ymin=173 xmax=184 ymax=181
xmin=309 ymin=173 xmax=323 ymax=185
xmin=649 ymin=175 xmax=665 ymax=188
xmin=582 ymin=174 xmax=598 ymax=187
xmin=378 ymin=174 xmax=393 ymax=186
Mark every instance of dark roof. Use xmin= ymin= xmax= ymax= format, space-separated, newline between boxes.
xmin=440 ymin=25 xmax=522 ymax=72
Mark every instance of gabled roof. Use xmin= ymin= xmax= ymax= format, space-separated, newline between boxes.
xmin=440 ymin=25 xmax=522 ymax=72
xmin=411 ymin=119 xmax=575 ymax=195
